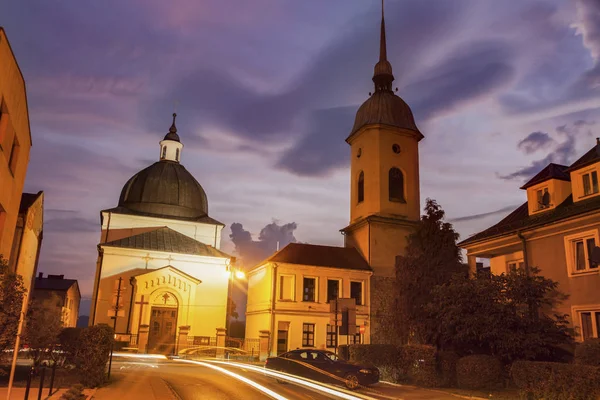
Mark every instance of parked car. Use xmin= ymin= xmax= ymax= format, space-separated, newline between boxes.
xmin=265 ymin=349 xmax=379 ymax=390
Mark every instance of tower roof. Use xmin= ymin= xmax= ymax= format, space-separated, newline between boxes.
xmin=349 ymin=1 xmax=422 ymax=139
xmin=163 ymin=113 xmax=180 ymax=142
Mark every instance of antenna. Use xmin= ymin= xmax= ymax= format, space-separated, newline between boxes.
xmin=276 ymin=241 xmax=280 ymax=251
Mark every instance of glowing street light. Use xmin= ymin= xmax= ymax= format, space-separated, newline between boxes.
xmin=235 ymin=270 xmax=246 ymax=280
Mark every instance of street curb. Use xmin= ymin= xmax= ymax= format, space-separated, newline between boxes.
xmin=85 ymin=388 xmax=98 ymax=399
xmin=380 ymin=381 xmax=488 ymax=400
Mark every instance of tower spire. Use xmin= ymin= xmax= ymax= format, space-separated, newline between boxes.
xmin=169 ymin=113 xmax=177 ymax=134
xmin=373 ymin=0 xmax=394 ymax=92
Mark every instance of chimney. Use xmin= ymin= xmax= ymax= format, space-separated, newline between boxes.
xmin=38 ymin=272 xmax=43 ymax=279
xmin=597 ymin=137 xmax=600 ymax=146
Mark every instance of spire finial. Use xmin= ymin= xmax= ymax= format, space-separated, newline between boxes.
xmin=170 ymin=112 xmax=177 ymax=134
xmin=372 ymin=0 xmax=394 ymax=92
xmin=380 ymin=0 xmax=387 ymax=62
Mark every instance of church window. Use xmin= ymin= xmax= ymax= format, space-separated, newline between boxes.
xmin=389 ymin=168 xmax=406 ymax=203
xmin=175 ymin=148 xmax=180 ymax=161
xmin=161 ymin=146 xmax=167 ymax=159
xmin=392 ymin=144 xmax=401 ymax=154
xmin=357 ymin=171 xmax=364 ymax=203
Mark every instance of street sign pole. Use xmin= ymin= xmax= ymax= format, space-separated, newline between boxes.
xmin=108 ymin=277 xmax=123 ymax=379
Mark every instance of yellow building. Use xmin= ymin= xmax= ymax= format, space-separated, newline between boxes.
xmin=0 ymin=27 xmax=33 ymax=261
xmin=245 ymin=243 xmax=372 ymax=355
xmin=459 ymin=139 xmax=600 ymax=341
xmin=33 ymin=273 xmax=80 ymax=328
xmin=90 ymin=114 xmax=235 ymax=354
xmin=245 ymin=7 xmax=423 ymax=348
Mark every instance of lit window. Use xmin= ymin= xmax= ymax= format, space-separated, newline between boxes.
xmin=303 ymin=278 xmax=316 ymax=302
xmin=326 ymin=325 xmax=337 ymax=348
xmin=350 ymin=281 xmax=363 ymax=306
xmin=389 ymin=167 xmax=406 ymax=203
xmin=565 ymin=230 xmax=600 ymax=275
xmin=357 ymin=171 xmax=364 ymax=203
xmin=347 ymin=326 xmax=361 ymax=344
xmin=302 ymin=323 xmax=315 ymax=347
xmin=175 ymin=148 xmax=180 ymax=161
xmin=583 ymin=171 xmax=599 ymax=196
xmin=279 ymin=275 xmax=294 ymax=301
xmin=327 ymin=280 xmax=339 ymax=303
xmin=161 ymin=146 xmax=167 ymax=159
xmin=577 ymin=310 xmax=600 ymax=340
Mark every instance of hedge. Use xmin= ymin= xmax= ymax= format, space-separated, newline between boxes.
xmin=456 ymin=355 xmax=504 ymax=390
xmin=436 ymin=350 xmax=459 ymax=387
xmin=511 ymin=360 xmax=600 ymax=400
xmin=574 ymin=339 xmax=600 ymax=367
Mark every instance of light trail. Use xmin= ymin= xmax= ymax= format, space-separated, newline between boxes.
xmin=176 ymin=359 xmax=289 ymax=400
xmin=112 ymin=352 xmax=167 ymax=360
xmin=204 ymin=359 xmax=379 ymax=400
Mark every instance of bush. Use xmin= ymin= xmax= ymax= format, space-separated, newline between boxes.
xmin=511 ymin=360 xmax=600 ymax=400
xmin=456 ymin=355 xmax=503 ymax=390
xmin=60 ymin=384 xmax=85 ymax=400
xmin=348 ymin=344 xmax=400 ymax=382
xmin=77 ymin=325 xmax=113 ymax=387
xmin=398 ymin=345 xmax=438 ymax=387
xmin=574 ymin=339 xmax=600 ymax=367
xmin=337 ymin=345 xmax=349 ymax=361
xmin=436 ymin=350 xmax=459 ymax=387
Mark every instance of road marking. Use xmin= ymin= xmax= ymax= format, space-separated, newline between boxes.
xmin=176 ymin=359 xmax=289 ymax=400
xmin=204 ymin=360 xmax=378 ymax=400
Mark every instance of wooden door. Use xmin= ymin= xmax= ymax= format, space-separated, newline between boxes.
xmin=148 ymin=307 xmax=177 ymax=354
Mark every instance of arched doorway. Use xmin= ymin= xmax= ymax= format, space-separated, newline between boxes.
xmin=148 ymin=291 xmax=178 ymax=354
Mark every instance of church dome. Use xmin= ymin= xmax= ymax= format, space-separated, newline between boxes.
xmin=118 ymin=161 xmax=208 ymax=219
xmin=351 ymin=90 xmax=420 ymax=134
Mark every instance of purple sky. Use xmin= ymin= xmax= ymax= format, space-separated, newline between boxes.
xmin=2 ymin=0 xmax=600 ymax=300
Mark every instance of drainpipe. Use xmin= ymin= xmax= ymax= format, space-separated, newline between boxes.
xmin=517 ymin=231 xmax=530 ymax=276
xmin=126 ymin=277 xmax=136 ymax=333
xmin=91 ymin=246 xmax=104 ymax=325
xmin=268 ymin=263 xmax=279 ymax=356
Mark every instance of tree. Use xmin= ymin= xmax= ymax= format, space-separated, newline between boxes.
xmin=0 ymin=255 xmax=27 ymax=366
xmin=23 ymin=293 xmax=64 ymax=367
xmin=395 ymin=199 xmax=467 ymax=344
xmin=227 ymin=296 xmax=238 ymax=320
xmin=427 ymin=266 xmax=573 ymax=363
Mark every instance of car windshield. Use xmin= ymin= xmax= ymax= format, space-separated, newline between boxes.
xmin=322 ymin=351 xmax=340 ymax=362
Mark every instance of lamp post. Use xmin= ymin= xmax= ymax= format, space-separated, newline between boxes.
xmin=225 ymin=258 xmax=245 ymax=339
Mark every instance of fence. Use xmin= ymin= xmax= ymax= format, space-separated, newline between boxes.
xmin=23 ymin=364 xmax=58 ymax=400
xmin=179 ymin=337 xmax=260 ymax=361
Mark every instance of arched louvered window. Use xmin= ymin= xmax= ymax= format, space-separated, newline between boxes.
xmin=161 ymin=146 xmax=167 ymax=159
xmin=389 ymin=167 xmax=405 ymax=203
xmin=175 ymin=148 xmax=180 ymax=162
xmin=357 ymin=171 xmax=364 ymax=203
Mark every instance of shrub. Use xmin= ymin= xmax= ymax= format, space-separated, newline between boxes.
xmin=348 ymin=344 xmax=400 ymax=382
xmin=337 ymin=345 xmax=349 ymax=361
xmin=574 ymin=339 xmax=600 ymax=367
xmin=398 ymin=345 xmax=438 ymax=387
xmin=456 ymin=355 xmax=503 ymax=390
xmin=60 ymin=384 xmax=85 ymax=400
xmin=436 ymin=350 xmax=459 ymax=387
xmin=77 ymin=325 xmax=113 ymax=387
xmin=511 ymin=360 xmax=600 ymax=400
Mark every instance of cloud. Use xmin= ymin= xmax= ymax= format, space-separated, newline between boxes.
xmin=449 ymin=204 xmax=520 ymax=223
xmin=229 ymin=221 xmax=298 ymax=268
xmin=575 ymin=0 xmax=600 ymax=61
xmin=517 ymin=131 xmax=555 ymax=154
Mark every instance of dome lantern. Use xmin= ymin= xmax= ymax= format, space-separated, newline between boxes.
xmin=159 ymin=113 xmax=184 ymax=163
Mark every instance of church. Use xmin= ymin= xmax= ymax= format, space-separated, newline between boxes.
xmin=89 ymin=115 xmax=235 ymax=354
xmin=245 ymin=6 xmax=423 ymax=351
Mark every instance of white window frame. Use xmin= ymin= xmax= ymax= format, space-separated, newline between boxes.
xmin=572 ymin=305 xmax=600 ymax=341
xmin=580 ymin=167 xmax=600 ymax=198
xmin=350 ymin=280 xmax=364 ymax=306
xmin=564 ymin=229 xmax=600 ymax=277
xmin=302 ymin=276 xmax=318 ymax=302
xmin=278 ymin=274 xmax=295 ymax=301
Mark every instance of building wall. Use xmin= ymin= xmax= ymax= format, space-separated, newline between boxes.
xmin=245 ymin=262 xmax=371 ymax=355
xmin=65 ymin=284 xmax=80 ymax=328
xmin=92 ymin=246 xmax=229 ymax=338
xmin=0 ymin=29 xmax=31 ymax=259
xmin=489 ymin=251 xmax=524 ymax=275
xmin=100 ymin=211 xmax=223 ymax=248
xmin=369 ymin=221 xmax=413 ymax=278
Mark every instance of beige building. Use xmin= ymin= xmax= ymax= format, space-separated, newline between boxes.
xmin=245 ymin=8 xmax=423 ymax=348
xmin=459 ymin=140 xmax=600 ymax=341
xmin=245 ymin=243 xmax=372 ymax=355
xmin=0 ymin=27 xmax=33 ymax=262
xmin=33 ymin=273 xmax=80 ymax=328
xmin=90 ymin=115 xmax=235 ymax=354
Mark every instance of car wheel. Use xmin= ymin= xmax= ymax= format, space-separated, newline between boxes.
xmin=274 ymin=370 xmax=288 ymax=384
xmin=344 ymin=373 xmax=360 ymax=390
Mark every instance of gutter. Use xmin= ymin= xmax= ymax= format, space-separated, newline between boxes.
xmin=516 ymin=231 xmax=530 ymax=276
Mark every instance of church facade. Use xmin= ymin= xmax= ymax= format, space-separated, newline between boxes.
xmin=245 ymin=7 xmax=423 ymax=349
xmin=89 ymin=115 xmax=234 ymax=354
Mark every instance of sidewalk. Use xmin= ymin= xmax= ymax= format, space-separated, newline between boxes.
xmin=92 ymin=371 xmax=178 ymax=400
xmin=0 ymin=387 xmax=69 ymax=399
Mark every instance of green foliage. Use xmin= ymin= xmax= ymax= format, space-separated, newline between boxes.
xmin=0 ymin=254 xmax=26 ymax=360
xmin=456 ymin=355 xmax=504 ymax=390
xmin=395 ymin=199 xmax=467 ymax=343
xmin=511 ymin=360 xmax=600 ymax=400
xmin=574 ymin=339 xmax=600 ymax=367
xmin=59 ymin=328 xmax=83 ymax=367
xmin=427 ymin=267 xmax=573 ymax=363
xmin=77 ymin=325 xmax=113 ymax=387
xmin=60 ymin=384 xmax=86 ymax=400
xmin=348 ymin=344 xmax=400 ymax=382
xmin=24 ymin=293 xmax=64 ymax=366
xmin=227 ymin=296 xmax=238 ymax=320
xmin=436 ymin=350 xmax=459 ymax=387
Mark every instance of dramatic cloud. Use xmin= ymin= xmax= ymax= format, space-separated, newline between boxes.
xmin=517 ymin=132 xmax=555 ymax=154
xmin=449 ymin=205 xmax=521 ymax=223
xmin=229 ymin=221 xmax=298 ymax=268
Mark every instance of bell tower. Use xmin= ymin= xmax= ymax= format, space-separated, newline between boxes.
xmin=341 ymin=1 xmax=423 ymax=343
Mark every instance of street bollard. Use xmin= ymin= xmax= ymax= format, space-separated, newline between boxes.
xmin=24 ymin=366 xmax=34 ymax=400
xmin=48 ymin=362 xmax=57 ymax=396
xmin=37 ymin=367 xmax=46 ymax=400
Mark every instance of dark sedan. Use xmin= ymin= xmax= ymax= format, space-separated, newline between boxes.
xmin=265 ymin=349 xmax=379 ymax=390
